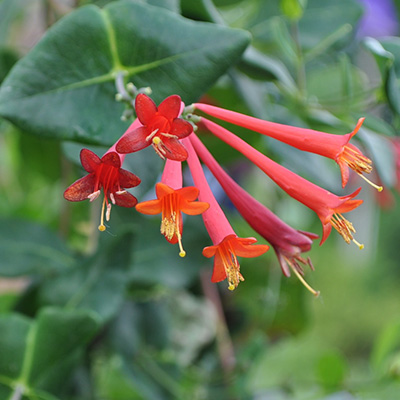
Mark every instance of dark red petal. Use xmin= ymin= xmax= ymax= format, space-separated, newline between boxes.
xmin=113 ymin=191 xmax=138 ymax=207
xmin=101 ymin=151 xmax=121 ymax=168
xmin=158 ymin=95 xmax=181 ymax=120
xmin=135 ymin=94 xmax=157 ymax=125
xmin=64 ymin=174 xmax=95 ymax=202
xmin=119 ymin=169 xmax=141 ymax=188
xmin=171 ymin=118 xmax=193 ymax=139
xmin=163 ymin=138 xmax=188 ymax=161
xmin=116 ymin=127 xmax=151 ymax=153
xmin=80 ymin=149 xmax=100 ymax=173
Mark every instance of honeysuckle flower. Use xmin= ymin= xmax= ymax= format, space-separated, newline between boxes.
xmin=190 ymin=134 xmax=320 ymax=296
xmin=136 ymin=159 xmax=209 ymax=257
xmin=64 ymin=148 xmax=141 ymax=231
xmin=200 ymin=118 xmax=364 ymax=247
xmin=194 ymin=103 xmax=382 ymax=190
xmin=183 ymin=137 xmax=269 ymax=290
xmin=116 ymin=94 xmax=193 ymax=161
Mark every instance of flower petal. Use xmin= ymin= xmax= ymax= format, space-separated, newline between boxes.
xmin=176 ymin=186 xmax=199 ymax=202
xmin=101 ymin=151 xmax=121 ymax=168
xmin=158 ymin=95 xmax=181 ymax=120
xmin=171 ymin=118 xmax=193 ymax=139
xmin=163 ymin=138 xmax=188 ymax=161
xmin=155 ymin=182 xmax=174 ymax=198
xmin=113 ymin=191 xmax=138 ymax=208
xmin=135 ymin=94 xmax=157 ymax=125
xmin=64 ymin=174 xmax=95 ymax=201
xmin=119 ymin=169 xmax=141 ymax=188
xmin=180 ymin=200 xmax=209 ymax=215
xmin=211 ymin=251 xmax=227 ymax=283
xmin=80 ymin=149 xmax=100 ymax=173
xmin=136 ymin=199 xmax=162 ymax=214
xmin=202 ymin=244 xmax=218 ymax=258
xmin=116 ymin=127 xmax=151 ymax=153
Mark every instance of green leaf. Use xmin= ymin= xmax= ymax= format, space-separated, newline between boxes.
xmin=40 ymin=230 xmax=134 ymax=322
xmin=0 ymin=218 xmax=75 ymax=277
xmin=280 ymin=0 xmax=307 ymax=20
xmin=0 ymin=1 xmax=250 ymax=145
xmin=0 ymin=308 xmax=99 ymax=399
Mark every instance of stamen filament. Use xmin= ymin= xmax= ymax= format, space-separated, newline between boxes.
xmin=288 ymin=261 xmax=320 ymax=297
xmin=98 ymin=197 xmax=106 ymax=231
xmin=357 ymin=172 xmax=383 ymax=192
xmin=146 ymin=129 xmax=159 ymax=142
xmin=330 ymin=212 xmax=364 ymax=248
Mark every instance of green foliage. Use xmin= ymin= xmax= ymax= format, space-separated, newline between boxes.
xmin=0 ymin=1 xmax=250 ymax=145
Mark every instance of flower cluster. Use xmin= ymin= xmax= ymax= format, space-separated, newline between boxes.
xmin=65 ymin=92 xmax=381 ymax=292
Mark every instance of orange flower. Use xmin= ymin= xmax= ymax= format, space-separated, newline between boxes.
xmin=202 ymin=235 xmax=269 ymax=290
xmin=136 ymin=178 xmax=209 ymax=257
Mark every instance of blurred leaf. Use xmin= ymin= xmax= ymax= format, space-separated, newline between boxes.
xmin=0 ymin=0 xmax=25 ymax=45
xmin=0 ymin=47 xmax=18 ymax=84
xmin=0 ymin=218 xmax=74 ymax=277
xmin=359 ymin=127 xmax=396 ymax=187
xmin=364 ymin=37 xmax=400 ymax=115
xmin=0 ymin=308 xmax=99 ymax=398
xmin=298 ymin=0 xmax=363 ymax=49
xmin=0 ymin=1 xmax=250 ymax=145
xmin=41 ymin=229 xmax=134 ymax=322
xmin=306 ymin=62 xmax=368 ymax=113
xmin=280 ymin=0 xmax=307 ymax=20
xmin=371 ymin=319 xmax=400 ymax=374
xmin=316 ymin=351 xmax=347 ymax=389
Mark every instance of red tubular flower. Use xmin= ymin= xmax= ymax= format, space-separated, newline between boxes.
xmin=183 ymin=137 xmax=269 ymax=290
xmin=200 ymin=118 xmax=364 ymax=248
xmin=64 ymin=148 xmax=141 ymax=231
xmin=116 ymin=94 xmax=193 ymax=161
xmin=190 ymin=134 xmax=319 ymax=296
xmin=194 ymin=103 xmax=382 ymax=190
xmin=136 ymin=159 xmax=209 ymax=257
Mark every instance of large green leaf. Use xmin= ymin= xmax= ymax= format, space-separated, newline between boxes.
xmin=0 ymin=218 xmax=75 ymax=277
xmin=0 ymin=1 xmax=250 ymax=145
xmin=0 ymin=308 xmax=99 ymax=399
xmin=40 ymin=230 xmax=134 ymax=322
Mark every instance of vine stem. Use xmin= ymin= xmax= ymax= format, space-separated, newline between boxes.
xmin=200 ymin=271 xmax=237 ymax=382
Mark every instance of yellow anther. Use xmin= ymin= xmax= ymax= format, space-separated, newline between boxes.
xmin=152 ymin=136 xmax=161 ymax=145
xmin=228 ymin=284 xmax=235 ymax=291
xmin=98 ymin=224 xmax=106 ymax=232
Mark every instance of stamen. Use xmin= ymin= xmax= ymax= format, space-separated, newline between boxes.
xmin=160 ymin=132 xmax=178 ymax=139
xmin=110 ymin=193 xmax=116 ymax=205
xmin=152 ymin=143 xmax=166 ymax=159
xmin=220 ymin=244 xmax=244 ymax=291
xmin=287 ymin=258 xmax=320 ymax=297
xmin=357 ymin=173 xmax=383 ymax=192
xmin=116 ymin=190 xmax=127 ymax=195
xmin=341 ymin=145 xmax=373 ymax=174
xmin=98 ymin=197 xmax=106 ymax=231
xmin=330 ymin=213 xmax=364 ymax=248
xmin=146 ymin=129 xmax=159 ymax=142
xmin=106 ymin=203 xmax=112 ymax=221
xmin=88 ymin=190 xmax=101 ymax=202
xmin=152 ymin=136 xmax=161 ymax=145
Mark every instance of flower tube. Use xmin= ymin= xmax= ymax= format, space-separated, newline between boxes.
xmin=194 ymin=103 xmax=381 ymax=190
xmin=200 ymin=118 xmax=364 ymax=247
xmin=183 ymin=138 xmax=269 ymax=290
xmin=136 ymin=159 xmax=209 ymax=257
xmin=189 ymin=134 xmax=319 ymax=296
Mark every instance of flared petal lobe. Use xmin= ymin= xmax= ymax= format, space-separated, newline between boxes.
xmin=135 ymin=182 xmax=209 ymax=257
xmin=116 ymin=94 xmax=193 ymax=161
